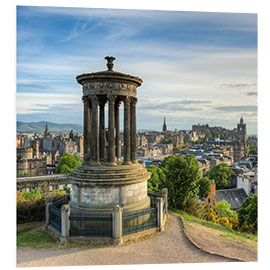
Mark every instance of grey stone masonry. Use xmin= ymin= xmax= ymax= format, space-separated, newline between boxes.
xmin=90 ymin=96 xmax=100 ymax=165
xmin=45 ymin=196 xmax=53 ymax=227
xmin=124 ymin=97 xmax=131 ymax=165
xmin=82 ymin=97 xmax=91 ymax=163
xmin=113 ymin=205 xmax=123 ymax=244
xmin=115 ymin=100 xmax=121 ymax=161
xmin=162 ymin=188 xmax=168 ymax=215
xmin=60 ymin=204 xmax=70 ymax=243
xmin=156 ymin=197 xmax=164 ymax=232
xmin=130 ymin=97 xmax=137 ymax=163
xmin=99 ymin=99 xmax=106 ymax=161
xmin=108 ymin=95 xmax=117 ymax=166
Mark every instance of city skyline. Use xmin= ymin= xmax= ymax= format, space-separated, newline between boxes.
xmin=17 ymin=6 xmax=257 ymax=134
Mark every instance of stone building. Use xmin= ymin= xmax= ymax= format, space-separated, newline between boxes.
xmin=204 ymin=180 xmax=248 ymax=210
xmin=163 ymin=130 xmax=184 ymax=147
xmin=197 ymin=158 xmax=211 ymax=177
xmin=17 ymin=147 xmax=47 ymax=176
xmin=233 ymin=117 xmax=249 ymax=162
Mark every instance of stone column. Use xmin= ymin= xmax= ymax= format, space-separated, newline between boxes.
xmin=130 ymin=98 xmax=137 ymax=163
xmin=45 ymin=196 xmax=53 ymax=227
xmin=156 ymin=197 xmax=164 ymax=232
xmin=99 ymin=99 xmax=106 ymax=162
xmin=82 ymin=96 xmax=90 ymax=163
xmin=90 ymin=96 xmax=100 ymax=166
xmin=162 ymin=188 xmax=168 ymax=215
xmin=123 ymin=97 xmax=131 ymax=165
xmin=113 ymin=205 xmax=122 ymax=244
xmin=115 ymin=99 xmax=121 ymax=162
xmin=108 ymin=95 xmax=117 ymax=166
xmin=87 ymin=98 xmax=92 ymax=162
xmin=60 ymin=204 xmax=70 ymax=243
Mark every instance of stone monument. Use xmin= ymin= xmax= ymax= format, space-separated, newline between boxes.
xmin=69 ymin=56 xmax=151 ymax=215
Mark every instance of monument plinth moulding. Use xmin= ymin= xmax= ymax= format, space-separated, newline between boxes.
xmin=69 ymin=56 xmax=151 ymax=214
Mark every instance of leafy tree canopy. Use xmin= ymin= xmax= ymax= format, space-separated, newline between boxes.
xmin=161 ymin=155 xmax=200 ymax=209
xmin=56 ymin=153 xmax=83 ymax=174
xmin=161 ymin=138 xmax=173 ymax=144
xmin=216 ymin=201 xmax=238 ymax=219
xmin=203 ymin=129 xmax=212 ymax=138
xmin=147 ymin=165 xmax=165 ymax=193
xmin=207 ymin=163 xmax=234 ymax=189
xmin=198 ymin=177 xmax=211 ymax=198
xmin=238 ymin=194 xmax=257 ymax=233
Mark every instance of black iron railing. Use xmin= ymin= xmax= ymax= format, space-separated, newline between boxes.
xmin=49 ymin=204 xmax=61 ymax=232
xmin=69 ymin=212 xmax=113 ymax=237
xmin=48 ymin=196 xmax=69 ymax=233
xmin=122 ymin=207 xmax=158 ymax=236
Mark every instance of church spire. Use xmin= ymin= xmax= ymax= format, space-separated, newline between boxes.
xmin=45 ymin=123 xmax=49 ymax=134
xmin=163 ymin=117 xmax=167 ymax=132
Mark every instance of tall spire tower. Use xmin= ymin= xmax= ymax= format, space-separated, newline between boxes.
xmin=45 ymin=123 xmax=49 ymax=134
xmin=163 ymin=117 xmax=167 ymax=132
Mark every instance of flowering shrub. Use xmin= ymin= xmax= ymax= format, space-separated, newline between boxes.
xmin=202 ymin=205 xmax=218 ymax=223
xmin=216 ymin=217 xmax=232 ymax=230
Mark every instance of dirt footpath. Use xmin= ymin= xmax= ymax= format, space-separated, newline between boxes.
xmin=17 ymin=214 xmax=236 ymax=267
xmin=180 ymin=215 xmax=257 ymax=262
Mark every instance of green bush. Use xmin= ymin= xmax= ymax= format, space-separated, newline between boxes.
xmin=238 ymin=194 xmax=257 ymax=234
xmin=183 ymin=198 xmax=204 ymax=219
xmin=17 ymin=189 xmax=66 ymax=224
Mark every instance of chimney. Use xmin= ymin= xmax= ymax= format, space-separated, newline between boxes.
xmin=210 ymin=180 xmax=216 ymax=195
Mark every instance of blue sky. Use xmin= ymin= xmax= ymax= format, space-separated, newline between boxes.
xmin=16 ymin=6 xmax=257 ymax=134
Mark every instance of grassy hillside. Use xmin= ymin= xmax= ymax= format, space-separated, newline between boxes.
xmin=17 ymin=121 xmax=82 ymax=134
xmin=171 ymin=209 xmax=257 ymax=261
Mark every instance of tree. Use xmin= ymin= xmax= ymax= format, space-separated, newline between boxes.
xmin=203 ymin=129 xmax=212 ymax=138
xmin=161 ymin=138 xmax=172 ymax=144
xmin=216 ymin=201 xmax=238 ymax=219
xmin=147 ymin=165 xmax=165 ymax=192
xmin=184 ymin=137 xmax=189 ymax=144
xmin=161 ymin=155 xmax=200 ymax=209
xmin=198 ymin=177 xmax=211 ymax=198
xmin=207 ymin=163 xmax=234 ymax=189
xmin=56 ymin=153 xmax=83 ymax=174
xmin=238 ymin=194 xmax=257 ymax=233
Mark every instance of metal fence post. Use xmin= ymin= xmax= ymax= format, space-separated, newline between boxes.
xmin=113 ymin=205 xmax=122 ymax=244
xmin=60 ymin=204 xmax=70 ymax=243
xmin=45 ymin=196 xmax=53 ymax=228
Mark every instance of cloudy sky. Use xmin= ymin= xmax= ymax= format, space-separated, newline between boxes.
xmin=16 ymin=5 xmax=257 ymax=134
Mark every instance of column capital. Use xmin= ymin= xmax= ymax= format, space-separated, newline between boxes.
xmin=82 ymin=96 xmax=89 ymax=103
xmin=130 ymin=97 xmax=138 ymax=105
xmin=98 ymin=96 xmax=107 ymax=106
xmin=108 ymin=94 xmax=116 ymax=103
xmin=90 ymin=95 xmax=98 ymax=104
xmin=123 ymin=96 xmax=130 ymax=105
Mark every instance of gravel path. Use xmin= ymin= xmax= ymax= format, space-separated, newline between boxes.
xmin=17 ymin=214 xmax=235 ymax=267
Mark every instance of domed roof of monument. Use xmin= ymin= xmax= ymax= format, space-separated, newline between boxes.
xmin=76 ymin=56 xmax=142 ymax=86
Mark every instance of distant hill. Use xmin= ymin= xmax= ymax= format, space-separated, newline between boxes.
xmin=17 ymin=121 xmax=83 ymax=134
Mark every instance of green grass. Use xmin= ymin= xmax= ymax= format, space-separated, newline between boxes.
xmin=170 ymin=209 xmax=257 ymax=242
xmin=17 ymin=227 xmax=112 ymax=250
xmin=17 ymin=228 xmax=60 ymax=249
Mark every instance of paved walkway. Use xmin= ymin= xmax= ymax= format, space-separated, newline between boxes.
xmin=17 ymin=214 xmax=235 ymax=267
